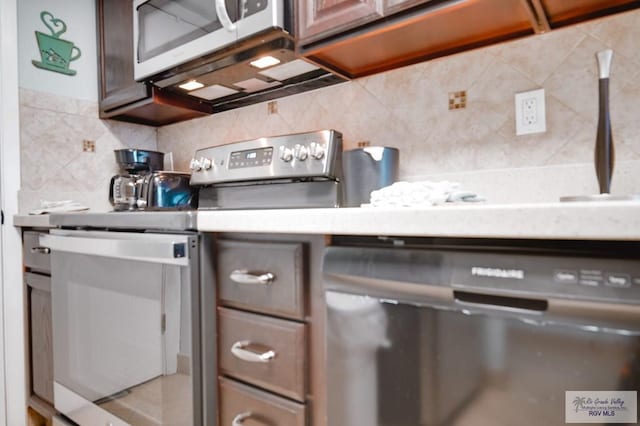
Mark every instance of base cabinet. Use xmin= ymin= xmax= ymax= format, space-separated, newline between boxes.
xmin=23 ymin=231 xmax=56 ymax=425
xmin=28 ymin=273 xmax=53 ymax=404
xmin=219 ymin=377 xmax=306 ymax=426
xmin=215 ymin=234 xmax=327 ymax=426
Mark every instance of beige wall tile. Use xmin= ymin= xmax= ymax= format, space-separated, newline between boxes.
xmin=19 ymin=89 xmax=157 ymax=213
xmin=20 ymin=9 xmax=640 ymax=210
xmin=156 ymin=7 xmax=640 ymax=202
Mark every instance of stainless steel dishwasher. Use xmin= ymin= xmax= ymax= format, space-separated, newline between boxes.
xmin=41 ymin=212 xmax=216 ymax=426
xmin=323 ymin=237 xmax=640 ymax=426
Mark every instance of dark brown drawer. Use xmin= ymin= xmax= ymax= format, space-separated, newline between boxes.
xmin=220 ymin=377 xmax=306 ymax=426
xmin=219 ymin=307 xmax=306 ymax=402
xmin=23 ymin=231 xmax=51 ymax=273
xmin=217 ymin=240 xmax=305 ymax=320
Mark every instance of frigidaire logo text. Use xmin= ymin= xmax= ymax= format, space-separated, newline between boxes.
xmin=471 ymin=267 xmax=525 ymax=280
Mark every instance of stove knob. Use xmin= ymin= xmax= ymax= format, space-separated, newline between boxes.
xmin=294 ymin=144 xmax=308 ymax=161
xmin=279 ymin=146 xmax=293 ymax=162
xmin=200 ymin=157 xmax=213 ymax=170
xmin=309 ymin=142 xmax=325 ymax=160
xmin=189 ymin=158 xmax=202 ymax=171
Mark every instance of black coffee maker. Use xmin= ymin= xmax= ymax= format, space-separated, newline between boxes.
xmin=109 ymin=149 xmax=165 ymax=211
xmin=109 ymin=149 xmax=195 ymax=211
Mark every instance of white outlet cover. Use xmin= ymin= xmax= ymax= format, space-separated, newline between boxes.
xmin=515 ymin=88 xmax=546 ymax=135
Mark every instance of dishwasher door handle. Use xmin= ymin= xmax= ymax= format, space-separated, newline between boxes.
xmin=453 ymin=289 xmax=640 ymax=329
xmin=324 ymin=272 xmax=454 ymax=304
xmin=453 ymin=290 xmax=548 ymax=315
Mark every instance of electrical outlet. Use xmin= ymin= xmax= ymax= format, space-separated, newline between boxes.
xmin=515 ymin=89 xmax=546 ymax=135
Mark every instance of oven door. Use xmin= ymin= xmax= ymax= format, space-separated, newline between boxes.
xmin=323 ymin=246 xmax=640 ymax=426
xmin=42 ymin=229 xmax=203 ymax=426
xmin=133 ymin=0 xmax=285 ymax=81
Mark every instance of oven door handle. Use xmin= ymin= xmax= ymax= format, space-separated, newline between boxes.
xmin=40 ymin=233 xmax=190 ymax=266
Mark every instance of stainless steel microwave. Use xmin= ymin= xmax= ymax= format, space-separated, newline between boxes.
xmin=133 ymin=0 xmax=289 ymax=81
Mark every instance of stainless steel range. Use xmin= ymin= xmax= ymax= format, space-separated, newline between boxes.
xmin=189 ymin=129 xmax=343 ymax=209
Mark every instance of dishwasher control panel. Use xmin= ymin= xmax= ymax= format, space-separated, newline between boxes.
xmin=451 ymin=251 xmax=640 ymax=303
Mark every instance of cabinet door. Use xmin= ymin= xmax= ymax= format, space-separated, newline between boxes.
xmin=219 ymin=377 xmax=306 ymax=426
xmin=540 ymin=0 xmax=640 ymax=27
xmin=302 ymin=0 xmax=535 ymax=78
xmin=217 ymin=240 xmax=306 ymax=320
xmin=97 ymin=0 xmax=149 ymax=113
xmin=27 ymin=273 xmax=54 ymax=405
xmin=298 ymin=0 xmax=384 ymax=44
xmin=219 ymin=307 xmax=307 ymax=402
xmin=384 ymin=0 xmax=432 ymax=16
xmin=96 ymin=0 xmax=212 ymax=125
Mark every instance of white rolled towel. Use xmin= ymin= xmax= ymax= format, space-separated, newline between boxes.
xmin=368 ymin=181 xmax=484 ymax=207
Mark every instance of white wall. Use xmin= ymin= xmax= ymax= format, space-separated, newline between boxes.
xmin=16 ymin=0 xmax=158 ymax=214
xmin=18 ymin=0 xmax=98 ymax=101
xmin=1 ymin=0 xmax=26 ymax=423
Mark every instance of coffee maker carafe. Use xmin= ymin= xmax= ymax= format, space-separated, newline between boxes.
xmin=109 ymin=149 xmax=164 ymax=211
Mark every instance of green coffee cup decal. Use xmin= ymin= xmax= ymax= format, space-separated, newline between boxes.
xmin=32 ymin=11 xmax=81 ymax=76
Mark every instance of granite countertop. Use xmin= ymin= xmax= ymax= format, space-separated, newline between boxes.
xmin=14 ymin=200 xmax=640 ymax=240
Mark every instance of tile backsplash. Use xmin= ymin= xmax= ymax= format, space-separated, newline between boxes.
xmin=18 ymin=9 xmax=640 ymax=212
xmin=18 ymin=88 xmax=157 ymax=213
xmin=158 ymin=8 xmax=640 ymax=203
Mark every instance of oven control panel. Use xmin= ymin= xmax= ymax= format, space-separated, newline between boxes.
xmin=189 ymin=129 xmax=343 ymax=186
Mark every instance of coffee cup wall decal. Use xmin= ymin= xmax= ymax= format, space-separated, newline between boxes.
xmin=32 ymin=11 xmax=81 ymax=76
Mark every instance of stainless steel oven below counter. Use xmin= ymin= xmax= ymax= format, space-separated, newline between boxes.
xmin=40 ymin=228 xmax=216 ymax=426
xmin=323 ymin=238 xmax=640 ymax=426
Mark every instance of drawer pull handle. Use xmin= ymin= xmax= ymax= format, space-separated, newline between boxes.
xmin=231 ymin=340 xmax=276 ymax=363
xmin=230 ymin=270 xmax=275 ymax=285
xmin=232 ymin=412 xmax=252 ymax=426
xmin=30 ymin=246 xmax=50 ymax=254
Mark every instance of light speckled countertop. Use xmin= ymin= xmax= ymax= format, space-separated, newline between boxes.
xmin=14 ymin=201 xmax=640 ymax=240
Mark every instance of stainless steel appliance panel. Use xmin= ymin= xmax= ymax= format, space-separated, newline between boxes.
xmin=134 ymin=0 xmax=285 ymax=80
xmin=190 ymin=130 xmax=343 ymax=186
xmin=43 ymin=229 xmax=206 ymax=426
xmin=198 ymin=180 xmax=341 ymax=210
xmin=323 ymin=242 xmax=640 ymax=426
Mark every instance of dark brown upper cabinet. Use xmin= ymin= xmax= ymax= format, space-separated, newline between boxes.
xmin=298 ymin=0 xmax=640 ymax=79
xmin=96 ymin=0 xmax=213 ymax=126
xmin=539 ymin=0 xmax=640 ymax=27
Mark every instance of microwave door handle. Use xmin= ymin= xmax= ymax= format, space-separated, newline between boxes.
xmin=215 ymin=0 xmax=236 ymax=31
xmin=40 ymin=233 xmax=190 ymax=266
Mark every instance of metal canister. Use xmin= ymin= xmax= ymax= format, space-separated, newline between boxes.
xmin=342 ymin=147 xmax=399 ymax=207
